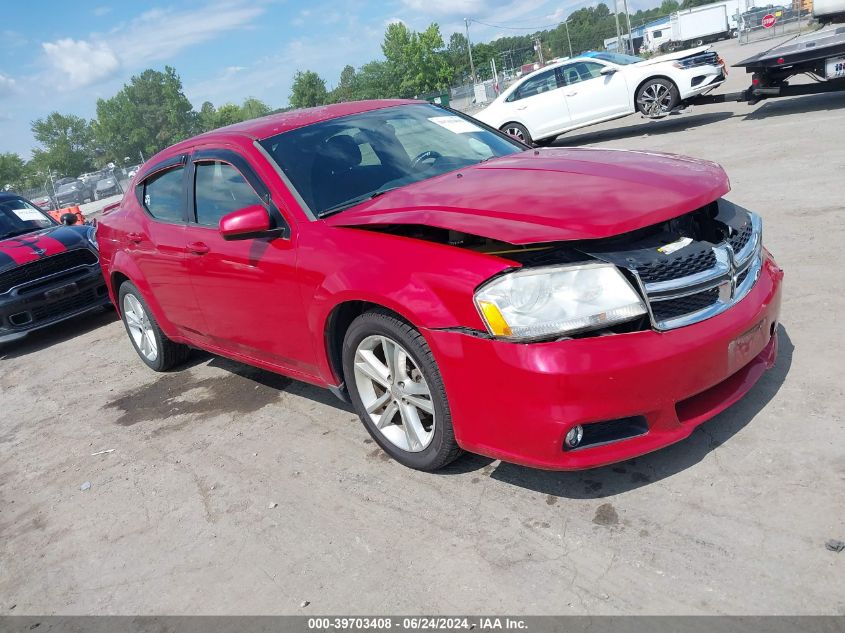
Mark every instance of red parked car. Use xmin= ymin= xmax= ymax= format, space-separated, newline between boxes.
xmin=97 ymin=100 xmax=783 ymax=471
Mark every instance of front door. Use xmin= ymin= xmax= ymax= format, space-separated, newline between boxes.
xmin=560 ymin=61 xmax=631 ymax=127
xmin=183 ymin=149 xmax=317 ymax=375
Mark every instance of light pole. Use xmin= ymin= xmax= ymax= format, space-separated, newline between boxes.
xmin=622 ymin=0 xmax=634 ymax=54
xmin=464 ymin=18 xmax=477 ymax=84
xmin=613 ymin=0 xmax=623 ymax=52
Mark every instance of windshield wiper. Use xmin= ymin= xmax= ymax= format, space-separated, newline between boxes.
xmin=317 ymin=187 xmax=397 ymax=219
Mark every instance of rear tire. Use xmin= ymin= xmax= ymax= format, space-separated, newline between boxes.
xmin=636 ymin=78 xmax=680 ymax=118
xmin=500 ymin=122 xmax=533 ymax=145
xmin=342 ymin=310 xmax=462 ymax=471
xmin=118 ymin=281 xmax=190 ymax=371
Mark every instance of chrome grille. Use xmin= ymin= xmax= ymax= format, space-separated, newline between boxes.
xmin=634 ymin=212 xmax=763 ymax=331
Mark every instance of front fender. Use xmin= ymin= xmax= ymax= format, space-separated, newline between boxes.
xmin=299 ymin=227 xmax=514 ymax=381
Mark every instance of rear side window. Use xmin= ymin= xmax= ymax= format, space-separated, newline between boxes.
xmin=194 ymin=161 xmax=264 ymax=227
xmin=509 ymin=69 xmax=558 ymax=101
xmin=142 ymin=168 xmax=185 ymax=222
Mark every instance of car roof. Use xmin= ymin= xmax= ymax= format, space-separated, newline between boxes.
xmin=0 ymin=192 xmax=24 ymax=201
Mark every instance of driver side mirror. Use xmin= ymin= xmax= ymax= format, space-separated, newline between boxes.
xmin=600 ymin=66 xmax=617 ymax=75
xmin=219 ymin=204 xmax=274 ymax=240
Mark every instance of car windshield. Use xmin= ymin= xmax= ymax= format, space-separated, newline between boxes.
xmin=259 ymin=103 xmax=524 ymax=217
xmin=588 ymin=52 xmax=643 ymax=65
xmin=0 ymin=198 xmax=54 ymax=239
xmin=56 ymin=183 xmax=77 ymax=193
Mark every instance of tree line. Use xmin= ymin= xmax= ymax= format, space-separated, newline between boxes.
xmin=3 ymin=0 xmax=709 ymax=191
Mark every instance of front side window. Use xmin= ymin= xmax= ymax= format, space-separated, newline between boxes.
xmin=194 ymin=161 xmax=264 ymax=227
xmin=259 ymin=103 xmax=522 ymax=217
xmin=561 ymin=62 xmax=605 ymax=85
xmin=142 ymin=167 xmax=185 ymax=222
xmin=587 ymin=51 xmax=643 ymax=65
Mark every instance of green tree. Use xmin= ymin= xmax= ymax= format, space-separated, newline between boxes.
xmin=330 ymin=65 xmax=357 ymax=103
xmin=381 ymin=22 xmax=452 ymax=97
xmin=240 ymin=97 xmax=271 ymax=121
xmin=0 ymin=153 xmax=26 ymax=190
xmin=198 ymin=101 xmax=217 ymax=132
xmin=289 ymin=70 xmax=329 ymax=108
xmin=94 ymin=66 xmax=196 ymax=164
xmin=29 ymin=112 xmax=94 ymax=178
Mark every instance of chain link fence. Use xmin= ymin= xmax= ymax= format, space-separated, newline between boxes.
xmin=738 ymin=8 xmax=813 ymax=44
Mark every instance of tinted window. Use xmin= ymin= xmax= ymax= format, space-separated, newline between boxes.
xmin=142 ymin=167 xmax=185 ymax=222
xmin=194 ymin=161 xmax=263 ymax=227
xmin=259 ymin=104 xmax=521 ymax=217
xmin=561 ymin=62 xmax=605 ymax=85
xmin=0 ymin=197 xmax=53 ymax=239
xmin=512 ymin=69 xmax=558 ymax=101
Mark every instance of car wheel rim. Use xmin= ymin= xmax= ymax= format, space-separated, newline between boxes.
xmin=353 ymin=335 xmax=435 ymax=453
xmin=639 ymin=83 xmax=673 ymax=116
xmin=123 ymin=294 xmax=158 ymax=362
xmin=505 ymin=127 xmax=526 ymax=142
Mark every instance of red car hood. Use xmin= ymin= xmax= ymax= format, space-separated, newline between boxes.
xmin=0 ymin=225 xmax=90 ymax=274
xmin=325 ymin=148 xmax=730 ymax=244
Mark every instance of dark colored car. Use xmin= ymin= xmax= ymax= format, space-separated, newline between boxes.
xmin=31 ymin=194 xmax=55 ymax=211
xmin=54 ymin=179 xmax=93 ymax=207
xmin=94 ymin=175 xmax=121 ymax=200
xmin=0 ymin=193 xmax=109 ymax=343
xmin=98 ymin=100 xmax=783 ymax=472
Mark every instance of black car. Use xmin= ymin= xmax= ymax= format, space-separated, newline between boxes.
xmin=0 ymin=193 xmax=110 ymax=343
xmin=54 ymin=179 xmax=93 ymax=207
xmin=94 ymin=175 xmax=121 ymax=200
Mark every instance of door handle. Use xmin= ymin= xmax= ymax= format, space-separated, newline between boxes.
xmin=566 ymin=91 xmax=578 ymax=97
xmin=187 ymin=241 xmax=210 ymax=255
xmin=127 ymin=232 xmax=144 ymax=244
xmin=516 ymin=105 xmax=527 ymax=110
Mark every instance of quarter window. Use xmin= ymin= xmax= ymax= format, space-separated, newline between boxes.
xmin=194 ymin=161 xmax=264 ymax=227
xmin=142 ymin=167 xmax=185 ymax=222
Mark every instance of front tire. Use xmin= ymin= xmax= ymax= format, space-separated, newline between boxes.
xmin=636 ymin=78 xmax=679 ymax=118
xmin=500 ymin=122 xmax=533 ymax=145
xmin=342 ymin=310 xmax=461 ymax=471
xmin=118 ymin=281 xmax=189 ymax=371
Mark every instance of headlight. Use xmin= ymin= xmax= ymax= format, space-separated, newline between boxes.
xmin=474 ymin=263 xmax=646 ymax=340
xmin=87 ymin=225 xmax=98 ymax=250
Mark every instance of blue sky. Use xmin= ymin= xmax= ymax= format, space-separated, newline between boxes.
xmin=0 ymin=0 xmax=649 ymax=158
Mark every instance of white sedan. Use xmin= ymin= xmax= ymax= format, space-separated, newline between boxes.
xmin=474 ymin=48 xmax=726 ymax=144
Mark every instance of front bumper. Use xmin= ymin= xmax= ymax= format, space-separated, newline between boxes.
xmin=0 ymin=262 xmax=110 ymax=343
xmin=425 ymin=252 xmax=783 ymax=470
xmin=680 ymin=67 xmax=727 ymax=98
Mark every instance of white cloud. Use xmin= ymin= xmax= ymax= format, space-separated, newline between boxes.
xmin=401 ymin=0 xmax=488 ymax=15
xmin=0 ymin=73 xmax=17 ymax=98
xmin=42 ymin=39 xmax=121 ymax=90
xmin=39 ymin=1 xmax=265 ymax=90
xmin=93 ymin=6 xmax=112 ymax=17
xmin=385 ymin=17 xmax=407 ymax=26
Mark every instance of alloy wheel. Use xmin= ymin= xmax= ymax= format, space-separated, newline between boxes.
xmin=505 ymin=126 xmax=526 ymax=142
xmin=352 ymin=335 xmax=435 ymax=452
xmin=123 ymin=294 xmax=158 ymax=362
xmin=638 ymin=83 xmax=674 ymax=117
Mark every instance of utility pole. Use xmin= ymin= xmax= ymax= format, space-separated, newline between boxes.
xmin=613 ymin=0 xmax=623 ymax=52
xmin=464 ymin=18 xmax=476 ymax=84
xmin=564 ymin=21 xmax=573 ymax=57
xmin=533 ymin=34 xmax=544 ymax=65
xmin=622 ymin=0 xmax=634 ymax=55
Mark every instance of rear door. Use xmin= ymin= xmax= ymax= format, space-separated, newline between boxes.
xmin=128 ymin=159 xmax=205 ymax=334
xmin=506 ymin=67 xmax=570 ymax=138
xmin=560 ymin=61 xmax=632 ymax=127
xmin=182 ymin=147 xmax=317 ymax=374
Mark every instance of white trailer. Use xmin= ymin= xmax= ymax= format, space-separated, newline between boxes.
xmin=666 ymin=4 xmax=732 ymax=51
xmin=813 ymin=0 xmax=845 ymax=22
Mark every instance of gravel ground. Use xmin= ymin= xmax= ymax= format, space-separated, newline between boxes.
xmin=1 ymin=33 xmax=843 ymax=615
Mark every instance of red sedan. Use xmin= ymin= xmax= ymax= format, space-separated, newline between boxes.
xmin=97 ymin=100 xmax=783 ymax=471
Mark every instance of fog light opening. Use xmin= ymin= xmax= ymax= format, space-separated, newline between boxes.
xmin=564 ymin=425 xmax=584 ymax=449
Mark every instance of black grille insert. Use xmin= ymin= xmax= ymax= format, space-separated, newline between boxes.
xmin=31 ymin=287 xmax=100 ymax=322
xmin=652 ymin=288 xmax=719 ymax=322
xmin=0 ymin=249 xmax=98 ymax=294
xmin=637 ymin=249 xmax=717 ymax=285
xmin=729 ymin=223 xmax=752 ymax=254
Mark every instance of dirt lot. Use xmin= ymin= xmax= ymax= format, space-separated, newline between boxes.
xmin=1 ymin=35 xmax=843 ymax=615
